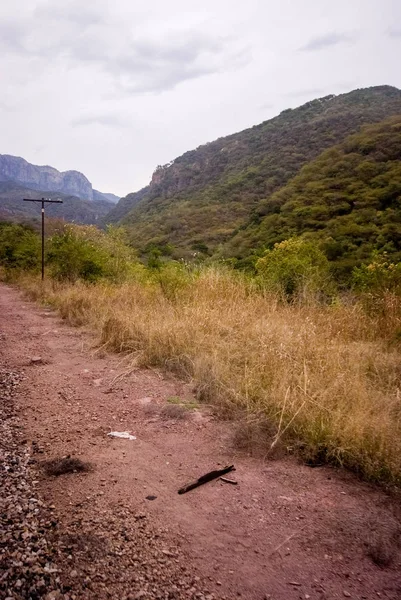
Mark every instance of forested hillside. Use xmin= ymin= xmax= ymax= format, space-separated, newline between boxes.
xmin=228 ymin=117 xmax=401 ymax=277
xmin=106 ymin=85 xmax=401 ymax=265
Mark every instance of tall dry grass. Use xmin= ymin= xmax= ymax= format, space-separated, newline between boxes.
xmin=20 ymin=268 xmax=401 ymax=484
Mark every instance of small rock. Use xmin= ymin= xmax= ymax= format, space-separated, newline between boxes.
xmin=138 ymin=397 xmax=153 ymax=405
xmin=30 ymin=356 xmax=43 ymax=364
xmin=45 ymin=592 xmax=63 ymax=600
xmin=343 ymin=592 xmax=351 ymax=598
xmin=134 ymin=513 xmax=147 ymax=520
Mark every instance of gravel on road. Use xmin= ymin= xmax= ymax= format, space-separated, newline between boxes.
xmin=1 ymin=366 xmax=63 ymax=600
xmin=0 ymin=365 xmax=217 ymax=600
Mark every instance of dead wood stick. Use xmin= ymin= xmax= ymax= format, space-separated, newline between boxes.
xmin=220 ymin=477 xmax=238 ymax=485
xmin=178 ymin=465 xmax=235 ymax=494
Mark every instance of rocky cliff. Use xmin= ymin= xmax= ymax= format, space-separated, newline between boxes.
xmin=0 ymin=155 xmax=94 ymax=201
xmin=0 ymin=181 xmax=113 ymax=225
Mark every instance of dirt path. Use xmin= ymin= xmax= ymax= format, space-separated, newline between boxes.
xmin=1 ymin=283 xmax=401 ymax=600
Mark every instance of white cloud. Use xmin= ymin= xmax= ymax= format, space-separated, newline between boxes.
xmin=0 ymin=5 xmax=246 ymax=94
xmin=300 ymin=32 xmax=355 ymax=52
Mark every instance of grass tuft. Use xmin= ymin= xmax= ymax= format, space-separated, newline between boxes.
xmin=41 ymin=456 xmax=93 ymax=477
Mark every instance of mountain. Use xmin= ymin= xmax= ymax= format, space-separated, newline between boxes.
xmin=0 ymin=154 xmax=118 ymax=225
xmin=93 ymin=189 xmax=120 ymax=204
xmin=0 ymin=154 xmax=118 ymax=204
xmin=105 ymin=85 xmax=401 ymax=265
xmin=95 ymin=191 xmax=120 ymax=204
xmin=104 ymin=186 xmax=149 ymax=224
xmin=0 ymin=181 xmax=113 ymax=225
xmin=0 ymin=154 xmax=95 ymax=201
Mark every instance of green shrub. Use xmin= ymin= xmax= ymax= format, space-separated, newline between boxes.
xmin=100 ymin=225 xmax=144 ymax=282
xmin=256 ymin=237 xmax=332 ymax=300
xmin=352 ymin=252 xmax=401 ymax=292
xmin=152 ymin=261 xmax=193 ymax=302
xmin=47 ymin=226 xmax=107 ymax=282
xmin=0 ymin=222 xmax=41 ymax=277
xmin=47 ymin=224 xmax=142 ymax=283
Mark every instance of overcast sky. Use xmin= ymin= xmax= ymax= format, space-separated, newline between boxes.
xmin=1 ymin=0 xmax=400 ymax=197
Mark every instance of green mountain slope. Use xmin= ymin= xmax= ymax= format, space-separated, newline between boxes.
xmin=232 ymin=116 xmax=401 ymax=276
xmin=107 ymin=86 xmax=401 ymax=259
xmin=104 ymin=186 xmax=149 ymax=225
xmin=0 ymin=182 xmax=113 ymax=225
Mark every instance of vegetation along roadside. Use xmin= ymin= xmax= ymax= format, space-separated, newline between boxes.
xmin=1 ymin=219 xmax=401 ymax=487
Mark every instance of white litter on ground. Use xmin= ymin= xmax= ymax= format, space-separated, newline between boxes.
xmin=107 ymin=431 xmax=137 ymax=440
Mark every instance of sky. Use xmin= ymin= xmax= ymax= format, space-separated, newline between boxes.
xmin=1 ymin=0 xmax=400 ymax=197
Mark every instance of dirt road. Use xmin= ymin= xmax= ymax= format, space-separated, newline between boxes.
xmin=1 ymin=283 xmax=400 ymax=600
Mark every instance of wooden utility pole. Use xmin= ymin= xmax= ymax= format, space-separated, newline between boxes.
xmin=23 ymin=197 xmax=63 ymax=280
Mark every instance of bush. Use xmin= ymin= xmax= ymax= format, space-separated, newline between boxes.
xmin=256 ymin=237 xmax=332 ymax=300
xmin=352 ymin=252 xmax=401 ymax=292
xmin=47 ymin=226 xmax=108 ymax=282
xmin=0 ymin=222 xmax=41 ymax=277
xmin=152 ymin=261 xmax=193 ymax=302
xmin=46 ymin=224 xmax=143 ymax=283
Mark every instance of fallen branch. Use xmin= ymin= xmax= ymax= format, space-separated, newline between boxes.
xmin=178 ymin=465 xmax=235 ymax=494
xmin=220 ymin=477 xmax=238 ymax=485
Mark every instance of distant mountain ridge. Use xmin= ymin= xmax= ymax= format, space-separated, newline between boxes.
xmin=0 ymin=154 xmax=120 ymax=226
xmin=105 ymin=85 xmax=401 ymax=268
xmin=0 ymin=181 xmax=113 ymax=225
xmin=0 ymin=154 xmax=119 ymax=204
xmin=98 ymin=192 xmax=120 ymax=204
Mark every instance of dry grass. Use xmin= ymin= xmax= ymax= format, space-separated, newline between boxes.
xmin=19 ymin=269 xmax=401 ymax=485
xmin=231 ymin=414 xmax=280 ymax=457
